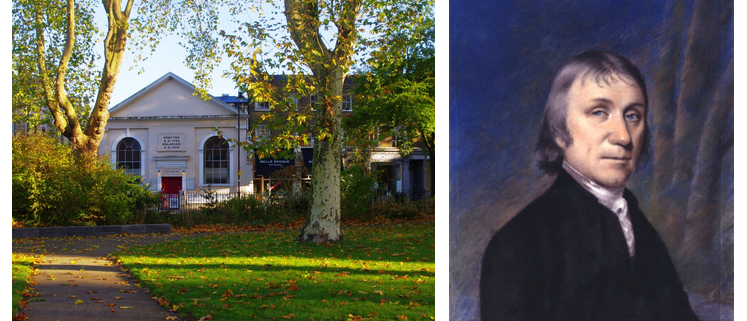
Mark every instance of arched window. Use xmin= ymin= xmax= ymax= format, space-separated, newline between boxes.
xmin=204 ymin=136 xmax=229 ymax=184
xmin=117 ymin=138 xmax=141 ymax=177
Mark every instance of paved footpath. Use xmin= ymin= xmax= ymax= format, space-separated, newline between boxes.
xmin=13 ymin=232 xmax=201 ymax=321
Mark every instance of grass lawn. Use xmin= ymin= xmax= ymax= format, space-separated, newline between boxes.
xmin=12 ymin=253 xmax=41 ymax=318
xmin=114 ymin=223 xmax=435 ymax=320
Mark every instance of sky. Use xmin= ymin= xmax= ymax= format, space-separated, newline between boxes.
xmin=100 ymin=5 xmax=241 ymax=106
xmin=109 ymin=36 xmax=240 ymax=107
xmin=104 ymin=1 xmax=358 ymax=107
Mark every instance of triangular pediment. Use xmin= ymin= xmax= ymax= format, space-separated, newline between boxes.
xmin=109 ymin=72 xmax=237 ymax=118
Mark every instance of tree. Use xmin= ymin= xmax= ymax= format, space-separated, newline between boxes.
xmin=12 ymin=0 xmax=138 ymax=156
xmin=174 ymin=0 xmax=432 ymax=243
xmin=345 ymin=7 xmax=435 ymax=194
xmin=12 ymin=0 xmax=100 ymax=132
xmin=12 ymin=0 xmax=211 ymax=155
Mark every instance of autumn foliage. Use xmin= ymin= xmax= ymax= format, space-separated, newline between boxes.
xmin=12 ymin=132 xmax=158 ymax=227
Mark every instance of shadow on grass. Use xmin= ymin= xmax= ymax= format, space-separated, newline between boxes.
xmin=115 ymin=225 xmax=435 ymax=263
xmin=121 ymin=265 xmax=435 ymax=320
xmin=112 ymin=224 xmax=436 ymax=319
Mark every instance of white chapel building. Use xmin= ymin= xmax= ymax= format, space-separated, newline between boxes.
xmin=99 ymin=72 xmax=251 ymax=195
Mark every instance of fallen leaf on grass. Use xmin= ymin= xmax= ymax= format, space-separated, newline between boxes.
xmin=120 ymin=306 xmax=133 ymax=309
xmin=165 ymin=317 xmax=178 ymax=320
xmin=74 ymin=299 xmax=83 ymax=305
xmin=12 ymin=311 xmax=29 ymax=321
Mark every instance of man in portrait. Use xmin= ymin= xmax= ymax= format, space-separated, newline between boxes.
xmin=479 ymin=50 xmax=699 ymax=320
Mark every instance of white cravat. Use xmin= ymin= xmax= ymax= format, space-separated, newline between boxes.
xmin=562 ymin=161 xmax=635 ymax=257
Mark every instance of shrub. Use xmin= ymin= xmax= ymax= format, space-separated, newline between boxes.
xmin=168 ymin=188 xmax=310 ymax=227
xmin=264 ymin=189 xmax=311 ymax=222
xmin=340 ymin=165 xmax=376 ymax=220
xmin=198 ymin=191 xmax=265 ymax=224
xmin=12 ymin=133 xmax=155 ymax=227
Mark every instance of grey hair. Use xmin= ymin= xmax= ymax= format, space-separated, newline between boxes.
xmin=535 ymin=50 xmax=651 ymax=174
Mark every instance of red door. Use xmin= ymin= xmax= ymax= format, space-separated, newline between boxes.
xmin=162 ymin=177 xmax=182 ymax=194
xmin=161 ymin=177 xmax=182 ymax=209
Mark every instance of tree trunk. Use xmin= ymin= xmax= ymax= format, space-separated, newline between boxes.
xmin=285 ymin=0 xmax=361 ymax=243
xmin=34 ymin=0 xmax=132 ymax=158
xmin=298 ymin=68 xmax=345 ymax=243
xmin=420 ymin=130 xmax=435 ymax=196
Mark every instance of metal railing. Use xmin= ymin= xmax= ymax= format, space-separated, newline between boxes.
xmin=153 ymin=189 xmax=433 ymax=215
xmin=156 ymin=192 xmax=261 ymax=212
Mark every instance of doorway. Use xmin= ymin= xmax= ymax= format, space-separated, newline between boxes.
xmin=161 ymin=177 xmax=182 ymax=209
xmin=162 ymin=177 xmax=182 ymax=194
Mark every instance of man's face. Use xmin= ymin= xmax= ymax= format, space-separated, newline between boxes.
xmin=557 ymin=74 xmax=645 ymax=188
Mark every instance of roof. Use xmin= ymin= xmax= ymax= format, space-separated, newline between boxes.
xmin=217 ymin=95 xmax=249 ymax=104
xmin=109 ymin=72 xmax=238 ymax=115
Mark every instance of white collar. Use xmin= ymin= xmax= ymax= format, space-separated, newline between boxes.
xmin=562 ymin=161 xmax=625 ymax=211
xmin=562 ymin=161 xmax=635 ymax=257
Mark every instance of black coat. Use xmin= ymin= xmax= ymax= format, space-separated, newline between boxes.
xmin=480 ymin=171 xmax=699 ymax=321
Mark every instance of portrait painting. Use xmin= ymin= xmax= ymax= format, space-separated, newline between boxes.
xmin=449 ymin=1 xmax=733 ymax=320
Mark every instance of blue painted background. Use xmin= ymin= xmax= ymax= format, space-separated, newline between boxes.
xmin=449 ymin=1 xmax=733 ymax=320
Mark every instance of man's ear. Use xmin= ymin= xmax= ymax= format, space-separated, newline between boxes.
xmin=555 ymin=137 xmax=567 ymax=149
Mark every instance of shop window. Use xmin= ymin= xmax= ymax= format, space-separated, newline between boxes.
xmin=117 ymin=138 xmax=141 ymax=177
xmin=204 ymin=136 xmax=229 ymax=184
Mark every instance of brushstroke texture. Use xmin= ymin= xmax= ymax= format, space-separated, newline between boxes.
xmin=450 ymin=0 xmax=734 ymax=320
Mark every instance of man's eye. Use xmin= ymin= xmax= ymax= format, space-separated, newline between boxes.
xmin=591 ymin=110 xmax=604 ymax=116
xmin=625 ymin=113 xmax=640 ymax=121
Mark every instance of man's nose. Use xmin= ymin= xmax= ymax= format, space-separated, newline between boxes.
xmin=608 ymin=116 xmax=632 ymax=146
